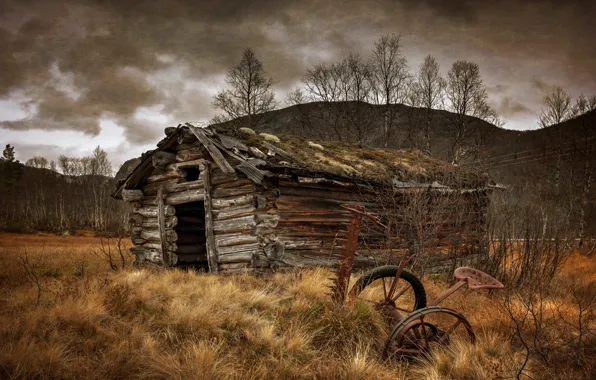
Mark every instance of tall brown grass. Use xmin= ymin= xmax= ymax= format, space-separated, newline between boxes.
xmin=0 ymin=233 xmax=593 ymax=379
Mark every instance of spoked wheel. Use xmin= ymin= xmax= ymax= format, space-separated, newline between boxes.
xmin=383 ymin=306 xmax=476 ymax=360
xmin=349 ymin=265 xmax=426 ymax=323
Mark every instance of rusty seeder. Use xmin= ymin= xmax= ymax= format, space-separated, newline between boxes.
xmin=330 ymin=204 xmax=504 ymax=360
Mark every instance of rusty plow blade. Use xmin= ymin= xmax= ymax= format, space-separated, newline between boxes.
xmin=328 ymin=205 xmax=365 ymax=304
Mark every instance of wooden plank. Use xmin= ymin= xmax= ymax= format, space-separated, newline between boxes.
xmin=202 ymin=162 xmax=219 ymax=273
xmin=122 ymin=189 xmax=144 ymax=202
xmin=165 ymin=189 xmax=205 ymax=205
xmin=187 ymin=123 xmax=235 ymax=175
xmin=236 ymin=158 xmax=271 ymax=184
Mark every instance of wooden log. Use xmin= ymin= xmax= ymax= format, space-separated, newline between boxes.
xmin=271 ymin=250 xmax=375 ymax=269
xmin=142 ymin=196 xmax=158 ymax=206
xmin=210 ymin=171 xmax=239 ymax=186
xmin=131 ymin=235 xmax=146 ymax=245
xmin=176 ymin=245 xmax=207 ymax=255
xmin=134 ymin=205 xmax=175 ymax=218
xmin=276 ymin=187 xmax=367 ymax=202
xmin=129 ymin=213 xmax=144 ymax=226
xmin=152 ymin=151 xmax=177 ymax=170
xmin=168 ymin=180 xmax=204 ymax=193
xmin=219 ymin=262 xmax=250 ymax=271
xmin=214 ymin=215 xmax=256 ymax=234
xmin=143 ymin=178 xmax=184 ymax=195
xmin=215 ymin=232 xmax=258 ymax=247
xmin=213 ymin=204 xmax=256 ymax=221
xmin=122 ymin=189 xmax=144 ymax=202
xmin=202 ymin=162 xmax=219 ymax=273
xmin=176 ymin=147 xmax=206 ymax=162
xmin=142 ymin=241 xmax=177 ymax=251
xmin=129 ymin=246 xmax=162 ymax=264
xmin=167 ymin=159 xmax=207 ymax=171
xmin=187 ymin=124 xmax=235 ymax=175
xmin=218 ymin=252 xmax=255 ymax=264
xmin=275 ymin=196 xmax=375 ymax=210
xmin=141 ymin=216 xmax=177 ymax=229
xmin=147 ymin=169 xmax=187 ymax=183
xmin=212 ymin=184 xmax=254 ymax=198
xmin=211 ymin=194 xmax=254 ymax=209
xmin=165 ymin=189 xmax=205 ymax=205
xmin=140 ymin=228 xmax=177 ymax=242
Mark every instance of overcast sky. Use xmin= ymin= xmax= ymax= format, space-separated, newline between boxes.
xmin=1 ymin=0 xmax=595 ymax=171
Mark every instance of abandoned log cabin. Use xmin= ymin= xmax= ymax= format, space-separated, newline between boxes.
xmin=112 ymin=122 xmax=493 ymax=273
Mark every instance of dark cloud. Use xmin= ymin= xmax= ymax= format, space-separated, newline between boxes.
xmin=496 ymin=97 xmax=533 ymax=118
xmin=0 ymin=0 xmax=595 ymax=151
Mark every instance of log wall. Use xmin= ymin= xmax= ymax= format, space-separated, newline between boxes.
xmin=124 ymin=139 xmax=488 ymax=273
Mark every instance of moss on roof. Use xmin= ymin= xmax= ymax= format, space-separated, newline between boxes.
xmin=211 ymin=124 xmax=490 ymax=188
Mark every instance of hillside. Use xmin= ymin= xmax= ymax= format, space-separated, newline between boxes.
xmin=118 ymin=102 xmax=595 ymax=186
xmin=212 ymin=102 xmax=596 ymax=185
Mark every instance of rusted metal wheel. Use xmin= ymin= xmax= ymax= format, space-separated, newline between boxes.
xmin=383 ymin=306 xmax=476 ymax=360
xmin=349 ymin=265 xmax=426 ymax=323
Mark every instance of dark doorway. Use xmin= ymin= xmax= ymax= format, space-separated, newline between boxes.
xmin=174 ymin=201 xmax=208 ymax=271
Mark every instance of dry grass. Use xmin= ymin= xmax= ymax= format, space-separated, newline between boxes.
xmin=0 ymin=233 xmax=594 ymax=379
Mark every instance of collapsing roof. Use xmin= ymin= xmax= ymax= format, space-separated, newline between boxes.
xmin=113 ymin=122 xmax=492 ymax=199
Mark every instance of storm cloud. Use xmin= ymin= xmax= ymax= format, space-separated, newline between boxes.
xmin=0 ymin=0 xmax=595 ymax=165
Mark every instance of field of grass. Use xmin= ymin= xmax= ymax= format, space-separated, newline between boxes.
xmin=0 ymin=233 xmax=593 ymax=379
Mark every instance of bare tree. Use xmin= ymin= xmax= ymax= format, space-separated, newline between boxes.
xmin=286 ymin=88 xmax=307 ymax=106
xmin=346 ymin=53 xmax=372 ymax=102
xmin=25 ymin=156 xmax=49 ymax=169
xmin=537 ymin=87 xmax=574 ymax=197
xmin=445 ymin=60 xmax=496 ymax=165
xmin=212 ymin=48 xmax=277 ymax=128
xmin=412 ymin=55 xmax=446 ymax=156
xmin=538 ymin=86 xmax=573 ymax=128
xmin=369 ymin=34 xmax=411 ymax=147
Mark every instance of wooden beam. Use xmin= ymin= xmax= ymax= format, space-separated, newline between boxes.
xmin=165 ymin=189 xmax=205 ymax=205
xmin=202 ymin=162 xmax=219 ymax=273
xmin=186 ymin=123 xmax=235 ymax=175
xmin=157 ymin=187 xmax=170 ymax=267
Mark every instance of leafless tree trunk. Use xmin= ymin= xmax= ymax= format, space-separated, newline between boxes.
xmin=445 ymin=60 xmax=497 ymax=165
xmin=369 ymin=34 xmax=410 ymax=148
xmin=212 ymin=48 xmax=278 ymax=128
xmin=410 ymin=55 xmax=446 ymax=156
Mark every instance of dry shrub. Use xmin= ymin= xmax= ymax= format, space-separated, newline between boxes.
xmin=0 ymin=233 xmax=594 ymax=379
xmin=411 ymin=332 xmax=523 ymax=379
